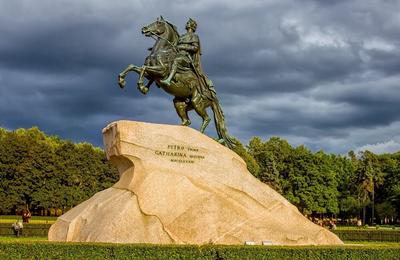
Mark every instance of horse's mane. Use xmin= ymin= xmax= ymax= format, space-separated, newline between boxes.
xmin=164 ymin=20 xmax=179 ymax=45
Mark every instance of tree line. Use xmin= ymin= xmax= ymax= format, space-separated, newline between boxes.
xmin=0 ymin=127 xmax=118 ymax=216
xmin=233 ymin=137 xmax=400 ymax=225
xmin=0 ymin=127 xmax=399 ymax=225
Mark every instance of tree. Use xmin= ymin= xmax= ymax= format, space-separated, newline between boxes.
xmin=231 ymin=138 xmax=260 ymax=177
xmin=376 ymin=152 xmax=400 ymax=224
xmin=248 ymin=137 xmax=294 ymax=194
xmin=248 ymin=137 xmax=339 ymax=215
xmin=355 ymin=151 xmax=385 ymax=225
xmin=336 ymin=152 xmax=360 ymax=219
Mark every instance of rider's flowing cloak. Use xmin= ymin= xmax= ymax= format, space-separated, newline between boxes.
xmin=192 ymin=40 xmax=215 ymax=101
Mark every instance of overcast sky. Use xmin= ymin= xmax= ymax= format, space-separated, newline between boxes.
xmin=1 ymin=0 xmax=399 ymax=154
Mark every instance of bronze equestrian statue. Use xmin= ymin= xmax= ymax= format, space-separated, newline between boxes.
xmin=118 ymin=16 xmax=236 ymax=148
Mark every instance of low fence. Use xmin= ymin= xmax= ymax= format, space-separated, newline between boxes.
xmin=0 ymin=223 xmax=51 ymax=237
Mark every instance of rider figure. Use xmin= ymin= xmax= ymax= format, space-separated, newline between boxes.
xmin=161 ymin=18 xmax=215 ymax=98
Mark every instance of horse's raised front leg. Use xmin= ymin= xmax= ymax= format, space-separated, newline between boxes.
xmin=137 ymin=65 xmax=165 ymax=94
xmin=137 ymin=65 xmax=156 ymax=94
xmin=118 ymin=64 xmax=141 ymax=88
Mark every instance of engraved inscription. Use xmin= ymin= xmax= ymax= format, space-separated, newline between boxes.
xmin=154 ymin=144 xmax=205 ymax=164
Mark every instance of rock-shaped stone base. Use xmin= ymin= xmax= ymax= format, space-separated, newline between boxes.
xmin=48 ymin=120 xmax=343 ymax=245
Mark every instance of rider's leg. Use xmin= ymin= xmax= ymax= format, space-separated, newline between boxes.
xmin=161 ymin=59 xmax=179 ymax=86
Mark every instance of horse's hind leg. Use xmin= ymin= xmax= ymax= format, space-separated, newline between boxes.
xmin=192 ymin=97 xmax=211 ymax=133
xmin=173 ymin=98 xmax=191 ymax=126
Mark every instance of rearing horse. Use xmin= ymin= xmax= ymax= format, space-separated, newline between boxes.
xmin=118 ymin=16 xmax=235 ymax=148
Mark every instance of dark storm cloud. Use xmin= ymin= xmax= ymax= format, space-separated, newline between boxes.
xmin=0 ymin=0 xmax=399 ymax=153
xmin=0 ymin=5 xmax=139 ymax=74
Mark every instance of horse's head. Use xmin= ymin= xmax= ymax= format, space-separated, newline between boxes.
xmin=141 ymin=16 xmax=179 ymax=46
xmin=141 ymin=16 xmax=168 ymax=37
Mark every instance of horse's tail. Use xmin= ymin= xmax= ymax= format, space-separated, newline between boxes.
xmin=211 ymin=97 xmax=236 ymax=149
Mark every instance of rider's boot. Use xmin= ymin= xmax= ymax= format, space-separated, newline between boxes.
xmin=161 ymin=63 xmax=177 ymax=86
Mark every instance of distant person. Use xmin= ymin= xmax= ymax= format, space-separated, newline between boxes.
xmin=12 ymin=221 xmax=23 ymax=237
xmin=357 ymin=219 xmax=362 ymax=228
xmin=22 ymin=209 xmax=31 ymax=223
xmin=329 ymin=221 xmax=337 ymax=230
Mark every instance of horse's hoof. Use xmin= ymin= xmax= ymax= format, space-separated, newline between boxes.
xmin=181 ymin=120 xmax=191 ymax=126
xmin=137 ymin=83 xmax=148 ymax=95
xmin=217 ymin=138 xmax=225 ymax=144
xmin=118 ymin=82 xmax=126 ymax=89
xmin=118 ymin=76 xmax=126 ymax=88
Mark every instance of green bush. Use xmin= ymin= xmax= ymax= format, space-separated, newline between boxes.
xmin=0 ymin=223 xmax=51 ymax=236
xmin=333 ymin=230 xmax=400 ymax=242
xmin=0 ymin=243 xmax=399 ymax=260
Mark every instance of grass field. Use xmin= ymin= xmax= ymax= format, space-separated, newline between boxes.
xmin=0 ymin=215 xmax=57 ymax=224
xmin=0 ymin=236 xmax=47 ymax=242
xmin=336 ymin=226 xmax=400 ymax=231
